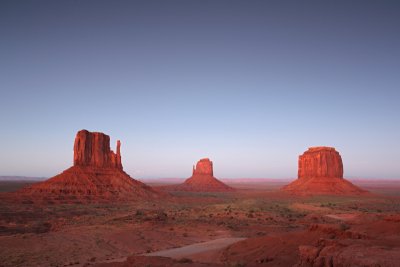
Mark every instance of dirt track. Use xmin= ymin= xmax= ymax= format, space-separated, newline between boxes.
xmin=144 ymin=237 xmax=246 ymax=258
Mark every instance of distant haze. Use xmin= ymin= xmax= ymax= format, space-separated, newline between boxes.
xmin=1 ymin=1 xmax=399 ymax=179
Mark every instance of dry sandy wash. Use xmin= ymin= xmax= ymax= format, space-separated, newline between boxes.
xmin=0 ymin=133 xmax=399 ymax=267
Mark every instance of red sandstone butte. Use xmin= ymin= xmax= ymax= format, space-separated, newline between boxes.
xmin=172 ymin=158 xmax=234 ymax=192
xmin=73 ymin=130 xmax=122 ymax=169
xmin=283 ymin=147 xmax=366 ymax=195
xmin=298 ymin=147 xmax=343 ymax=179
xmin=19 ymin=130 xmax=160 ymax=202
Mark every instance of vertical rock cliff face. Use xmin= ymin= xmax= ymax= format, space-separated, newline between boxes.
xmin=73 ymin=130 xmax=122 ymax=170
xmin=193 ymin=158 xmax=214 ymax=176
xmin=298 ymin=147 xmax=343 ymax=179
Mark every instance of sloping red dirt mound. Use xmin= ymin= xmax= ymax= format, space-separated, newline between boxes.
xmin=19 ymin=166 xmax=160 ymax=201
xmin=283 ymin=176 xmax=367 ymax=195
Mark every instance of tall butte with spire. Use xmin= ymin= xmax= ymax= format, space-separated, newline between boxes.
xmin=73 ymin=130 xmax=122 ymax=169
xmin=282 ymin=147 xmax=367 ymax=195
xmin=172 ymin=158 xmax=234 ymax=192
xmin=20 ymin=130 xmax=161 ymax=202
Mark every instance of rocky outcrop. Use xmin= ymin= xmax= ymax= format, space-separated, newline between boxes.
xmin=283 ymin=147 xmax=366 ymax=195
xmin=298 ymin=147 xmax=343 ymax=179
xmin=19 ymin=130 xmax=161 ymax=202
xmin=192 ymin=158 xmax=213 ymax=176
xmin=296 ymin=242 xmax=400 ymax=267
xmin=170 ymin=158 xmax=234 ymax=192
xmin=73 ymin=130 xmax=122 ymax=169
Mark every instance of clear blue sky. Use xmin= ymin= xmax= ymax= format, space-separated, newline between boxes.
xmin=1 ymin=1 xmax=399 ymax=179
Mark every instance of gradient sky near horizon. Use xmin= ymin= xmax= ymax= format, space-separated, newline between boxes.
xmin=1 ymin=1 xmax=399 ymax=179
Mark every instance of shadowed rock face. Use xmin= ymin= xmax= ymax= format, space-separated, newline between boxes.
xmin=73 ymin=130 xmax=122 ymax=170
xmin=298 ymin=147 xmax=343 ymax=179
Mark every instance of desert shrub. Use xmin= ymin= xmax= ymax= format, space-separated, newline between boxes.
xmin=339 ymin=223 xmax=350 ymax=231
xmin=135 ymin=209 xmax=144 ymax=216
xmin=256 ymin=257 xmax=273 ymax=263
xmin=156 ymin=209 xmax=168 ymax=221
xmin=231 ymin=262 xmax=246 ymax=267
xmin=178 ymin=258 xmax=193 ymax=263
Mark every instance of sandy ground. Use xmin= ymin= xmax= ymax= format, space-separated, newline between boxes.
xmin=1 ymin=179 xmax=400 ymax=266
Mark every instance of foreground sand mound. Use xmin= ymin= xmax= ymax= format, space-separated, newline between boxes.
xmin=18 ymin=130 xmax=161 ymax=202
xmin=170 ymin=158 xmax=234 ymax=192
xmin=283 ymin=147 xmax=366 ymax=195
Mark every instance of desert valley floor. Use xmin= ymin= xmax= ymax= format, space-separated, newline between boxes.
xmin=1 ymin=179 xmax=400 ymax=267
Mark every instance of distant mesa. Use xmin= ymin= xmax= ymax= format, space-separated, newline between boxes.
xmin=18 ymin=129 xmax=161 ymax=202
xmin=283 ymin=147 xmax=367 ymax=195
xmin=171 ymin=158 xmax=234 ymax=192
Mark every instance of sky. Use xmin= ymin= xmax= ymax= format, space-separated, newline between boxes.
xmin=0 ymin=1 xmax=399 ymax=179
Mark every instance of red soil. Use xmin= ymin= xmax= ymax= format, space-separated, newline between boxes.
xmin=19 ymin=166 xmax=161 ymax=202
xmin=220 ymin=215 xmax=400 ymax=266
xmin=1 ymin=180 xmax=399 ymax=267
xmin=283 ymin=176 xmax=367 ymax=195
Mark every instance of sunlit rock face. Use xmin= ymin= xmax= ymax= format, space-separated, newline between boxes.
xmin=73 ymin=130 xmax=122 ymax=170
xmin=192 ymin=158 xmax=214 ymax=176
xmin=298 ymin=147 xmax=343 ymax=179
